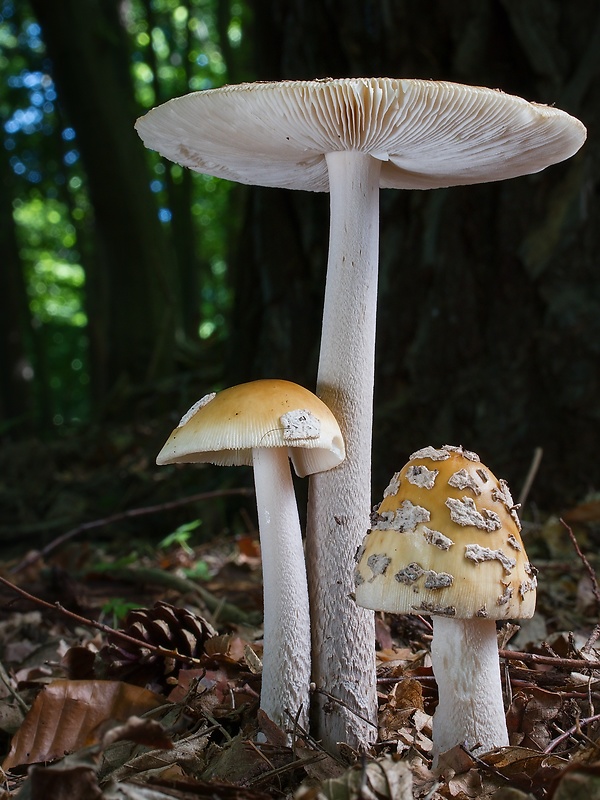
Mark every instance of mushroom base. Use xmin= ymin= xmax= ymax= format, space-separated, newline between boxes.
xmin=430 ymin=616 xmax=509 ymax=769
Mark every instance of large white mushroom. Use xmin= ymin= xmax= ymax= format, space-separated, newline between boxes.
xmin=136 ymin=78 xmax=585 ymax=750
xmin=355 ymin=445 xmax=537 ymax=768
xmin=156 ymin=379 xmax=344 ymax=738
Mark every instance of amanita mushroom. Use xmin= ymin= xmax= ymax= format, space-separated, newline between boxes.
xmin=136 ymin=78 xmax=584 ymax=749
xmin=355 ymin=445 xmax=536 ymax=767
xmin=156 ymin=379 xmax=345 ymax=736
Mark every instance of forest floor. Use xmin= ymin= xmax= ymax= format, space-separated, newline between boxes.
xmin=1 ymin=424 xmax=600 ymax=799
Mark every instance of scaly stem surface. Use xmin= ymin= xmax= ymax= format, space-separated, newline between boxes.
xmin=253 ymin=446 xmax=311 ymax=736
xmin=306 ymin=150 xmax=381 ymax=751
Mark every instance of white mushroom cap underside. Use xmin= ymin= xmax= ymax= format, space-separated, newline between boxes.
xmin=156 ymin=379 xmax=345 ymax=478
xmin=136 ymin=77 xmax=586 ymax=192
xmin=355 ymin=446 xmax=536 ymax=619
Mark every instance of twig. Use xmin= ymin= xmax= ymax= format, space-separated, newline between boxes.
xmin=498 ymin=649 xmax=600 ymax=671
xmin=459 ymin=744 xmax=510 ymax=782
xmin=583 ymin=624 xmax=600 ymax=656
xmin=0 ymin=575 xmax=203 ymax=667
xmin=10 ymin=487 xmax=254 ymax=574
xmin=311 ymin=684 xmax=378 ymax=728
xmin=544 ymin=711 xmax=600 ymax=753
xmin=562 ymin=516 xmax=600 ymax=606
xmin=517 ymin=446 xmax=543 ymax=509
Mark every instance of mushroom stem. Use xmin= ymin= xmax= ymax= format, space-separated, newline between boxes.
xmin=306 ymin=150 xmax=381 ymax=750
xmin=252 ymin=446 xmax=311 ymax=735
xmin=430 ymin=616 xmax=509 ymax=768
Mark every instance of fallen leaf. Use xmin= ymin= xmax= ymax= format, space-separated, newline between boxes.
xmin=3 ymin=679 xmax=165 ymax=770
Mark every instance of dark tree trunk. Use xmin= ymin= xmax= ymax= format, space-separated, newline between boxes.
xmin=229 ymin=0 xmax=599 ymax=509
xmin=0 ymin=146 xmax=36 ymax=430
xmin=29 ymin=0 xmax=177 ymax=413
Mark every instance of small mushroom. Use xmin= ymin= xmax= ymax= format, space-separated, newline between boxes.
xmin=136 ymin=78 xmax=584 ymax=749
xmin=156 ymin=379 xmax=344 ymax=737
xmin=354 ymin=445 xmax=536 ymax=767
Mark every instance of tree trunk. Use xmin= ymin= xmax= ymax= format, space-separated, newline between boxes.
xmin=0 ymin=146 xmax=35 ymax=430
xmin=29 ymin=0 xmax=177 ymax=412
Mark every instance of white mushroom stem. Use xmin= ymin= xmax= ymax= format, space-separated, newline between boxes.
xmin=252 ymin=446 xmax=311 ymax=736
xmin=306 ymin=150 xmax=381 ymax=750
xmin=430 ymin=616 xmax=509 ymax=768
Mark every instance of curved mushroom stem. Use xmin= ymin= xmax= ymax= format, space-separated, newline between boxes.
xmin=306 ymin=150 xmax=381 ymax=751
xmin=252 ymin=446 xmax=311 ymax=737
xmin=430 ymin=616 xmax=509 ymax=769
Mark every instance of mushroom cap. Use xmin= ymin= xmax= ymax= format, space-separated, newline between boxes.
xmin=135 ymin=77 xmax=586 ymax=192
xmin=156 ymin=379 xmax=345 ymax=478
xmin=354 ymin=445 xmax=536 ymax=620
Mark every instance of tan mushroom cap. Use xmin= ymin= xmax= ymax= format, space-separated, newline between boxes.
xmin=354 ymin=445 xmax=536 ymax=619
xmin=136 ymin=77 xmax=586 ymax=192
xmin=156 ymin=379 xmax=345 ymax=478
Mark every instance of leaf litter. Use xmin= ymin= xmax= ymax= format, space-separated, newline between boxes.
xmin=2 ymin=458 xmax=600 ymax=798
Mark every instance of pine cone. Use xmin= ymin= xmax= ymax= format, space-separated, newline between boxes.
xmin=100 ymin=601 xmax=217 ymax=687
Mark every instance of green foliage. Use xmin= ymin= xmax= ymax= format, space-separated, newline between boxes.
xmin=100 ymin=598 xmax=141 ymax=627
xmin=2 ymin=0 xmax=251 ymax=429
xmin=159 ymin=520 xmax=211 ymax=580
xmin=158 ymin=519 xmax=202 ymax=555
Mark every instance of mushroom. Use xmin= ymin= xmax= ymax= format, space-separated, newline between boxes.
xmin=355 ymin=445 xmax=536 ymax=767
xmin=136 ymin=78 xmax=584 ymax=749
xmin=156 ymin=379 xmax=345 ymax=737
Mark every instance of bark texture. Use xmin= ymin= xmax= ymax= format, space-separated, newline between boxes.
xmin=29 ymin=0 xmax=177 ymax=409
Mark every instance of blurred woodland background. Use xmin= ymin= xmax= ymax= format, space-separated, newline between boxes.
xmin=1 ymin=0 xmax=599 ymax=549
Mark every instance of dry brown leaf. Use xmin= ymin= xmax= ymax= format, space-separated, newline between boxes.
xmin=296 ymin=755 xmax=413 ymax=800
xmin=3 ymin=679 xmax=164 ymax=770
xmin=481 ymin=746 xmax=568 ymax=794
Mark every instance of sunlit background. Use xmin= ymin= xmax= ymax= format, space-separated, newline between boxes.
xmin=2 ymin=0 xmax=244 ymax=428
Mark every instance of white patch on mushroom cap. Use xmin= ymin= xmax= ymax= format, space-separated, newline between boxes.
xmin=423 ymin=527 xmax=454 ymax=550
xmin=442 ymin=445 xmax=480 ymax=462
xmin=506 ymin=534 xmax=522 ymax=551
xmin=464 ymin=543 xmax=516 ymax=574
xmin=447 ymin=468 xmax=481 ymax=495
xmin=177 ymin=393 xmax=217 ymax=427
xmin=492 ymin=478 xmax=514 ymax=507
xmin=476 ymin=468 xmax=489 ymax=483
xmin=410 ymin=446 xmax=450 ymax=461
xmin=280 ymin=408 xmax=321 ymax=440
xmin=395 ymin=562 xmax=425 ymax=584
xmin=354 ymin=543 xmax=366 ymax=563
xmin=372 ymin=500 xmax=431 ymax=532
xmin=366 ymin=553 xmax=391 ymax=581
xmin=412 ymin=601 xmax=456 ymax=617
xmin=497 ymin=584 xmax=514 ymax=605
xmin=524 ymin=562 xmax=538 ymax=577
xmin=383 ymin=472 xmax=401 ymax=498
xmin=492 ymin=479 xmax=522 ymax=530
xmin=519 ymin=578 xmax=537 ymax=598
xmin=424 ymin=570 xmax=454 ymax=590
xmin=446 ymin=497 xmax=503 ymax=531
xmin=406 ymin=464 xmax=439 ymax=489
